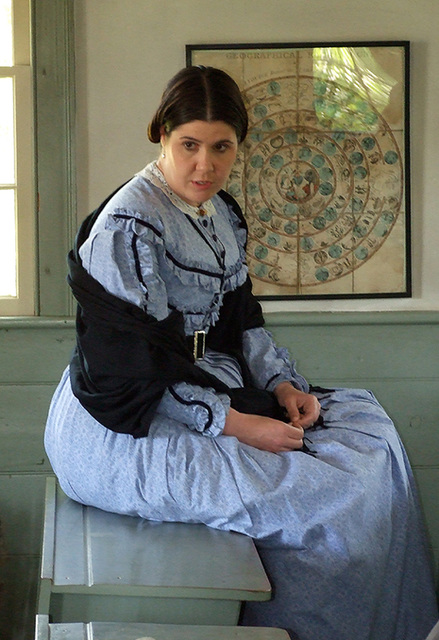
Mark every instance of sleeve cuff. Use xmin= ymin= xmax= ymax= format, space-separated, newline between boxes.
xmin=156 ymin=383 xmax=231 ymax=437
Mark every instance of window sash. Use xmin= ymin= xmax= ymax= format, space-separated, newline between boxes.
xmin=0 ymin=63 xmax=35 ymax=315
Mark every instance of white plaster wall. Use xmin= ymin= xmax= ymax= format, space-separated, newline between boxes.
xmin=74 ymin=0 xmax=439 ymax=312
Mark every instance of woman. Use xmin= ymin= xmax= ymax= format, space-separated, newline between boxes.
xmin=45 ymin=66 xmax=438 ymax=640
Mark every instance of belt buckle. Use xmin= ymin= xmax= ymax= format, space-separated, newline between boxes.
xmin=193 ymin=330 xmax=206 ymax=360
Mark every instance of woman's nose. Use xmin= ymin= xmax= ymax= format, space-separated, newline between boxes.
xmin=196 ymin=149 xmax=213 ymax=170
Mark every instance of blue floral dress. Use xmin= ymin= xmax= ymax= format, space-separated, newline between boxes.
xmin=44 ymin=162 xmax=438 ymax=640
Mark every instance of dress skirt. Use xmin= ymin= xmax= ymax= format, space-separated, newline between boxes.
xmin=44 ymin=366 xmax=438 ymax=640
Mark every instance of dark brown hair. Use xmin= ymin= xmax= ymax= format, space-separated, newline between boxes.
xmin=148 ymin=66 xmax=248 ymax=144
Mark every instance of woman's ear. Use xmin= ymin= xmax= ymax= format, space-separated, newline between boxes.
xmin=159 ymin=126 xmax=167 ymax=149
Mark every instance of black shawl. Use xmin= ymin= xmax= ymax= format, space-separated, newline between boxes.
xmin=68 ymin=187 xmax=286 ymax=437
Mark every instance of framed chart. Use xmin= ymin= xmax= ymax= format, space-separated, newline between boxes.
xmin=187 ymin=42 xmax=411 ymax=300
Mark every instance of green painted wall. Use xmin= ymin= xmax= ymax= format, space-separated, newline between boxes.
xmin=0 ymin=313 xmax=438 ymax=639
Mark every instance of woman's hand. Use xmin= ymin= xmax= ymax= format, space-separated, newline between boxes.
xmin=222 ymin=384 xmax=321 ymax=453
xmin=274 ymin=382 xmax=321 ymax=430
xmin=223 ymin=408 xmax=305 ymax=453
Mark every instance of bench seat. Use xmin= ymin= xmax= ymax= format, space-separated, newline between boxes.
xmin=35 ymin=615 xmax=290 ymax=639
xmin=38 ymin=477 xmax=271 ymax=625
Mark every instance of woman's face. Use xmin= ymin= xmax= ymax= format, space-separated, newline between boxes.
xmin=158 ymin=120 xmax=238 ymax=207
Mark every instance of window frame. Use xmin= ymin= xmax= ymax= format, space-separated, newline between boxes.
xmin=33 ymin=0 xmax=76 ymax=317
xmin=0 ymin=0 xmax=35 ymax=315
xmin=0 ymin=0 xmax=76 ymax=317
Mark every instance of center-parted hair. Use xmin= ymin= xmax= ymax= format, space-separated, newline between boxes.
xmin=148 ymin=66 xmax=248 ymax=144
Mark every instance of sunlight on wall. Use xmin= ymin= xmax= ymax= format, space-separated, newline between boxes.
xmin=313 ymin=47 xmax=397 ymax=131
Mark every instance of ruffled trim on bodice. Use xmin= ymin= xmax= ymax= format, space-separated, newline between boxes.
xmin=100 ymin=169 xmax=249 ymax=332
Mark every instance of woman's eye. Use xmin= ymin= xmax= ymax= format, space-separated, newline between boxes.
xmin=183 ymin=141 xmax=196 ymax=150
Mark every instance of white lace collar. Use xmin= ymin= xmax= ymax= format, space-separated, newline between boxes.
xmin=139 ymin=162 xmax=217 ymax=219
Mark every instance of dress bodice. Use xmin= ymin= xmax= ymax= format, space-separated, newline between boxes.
xmin=79 ymin=163 xmax=248 ymax=335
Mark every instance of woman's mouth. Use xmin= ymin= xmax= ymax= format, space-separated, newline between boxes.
xmin=193 ymin=180 xmax=212 ymax=187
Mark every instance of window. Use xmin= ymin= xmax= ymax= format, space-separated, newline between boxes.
xmin=0 ymin=0 xmax=35 ymax=314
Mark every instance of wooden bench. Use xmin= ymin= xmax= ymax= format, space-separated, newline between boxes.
xmin=38 ymin=477 xmax=271 ymax=625
xmin=35 ymin=615 xmax=290 ymax=639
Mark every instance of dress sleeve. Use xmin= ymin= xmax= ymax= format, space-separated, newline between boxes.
xmin=79 ymin=209 xmax=169 ymax=320
xmin=155 ymin=383 xmax=231 ymax=437
xmin=79 ymin=209 xmax=231 ymax=436
xmin=223 ymin=198 xmax=309 ymax=396
xmin=242 ymin=327 xmax=309 ymax=393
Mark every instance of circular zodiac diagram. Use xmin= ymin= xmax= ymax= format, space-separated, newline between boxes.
xmin=227 ymin=75 xmax=404 ymax=295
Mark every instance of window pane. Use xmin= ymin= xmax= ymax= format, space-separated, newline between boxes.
xmin=0 ymin=76 xmax=15 ymax=183
xmin=0 ymin=189 xmax=17 ymax=296
xmin=0 ymin=0 xmax=13 ymax=66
